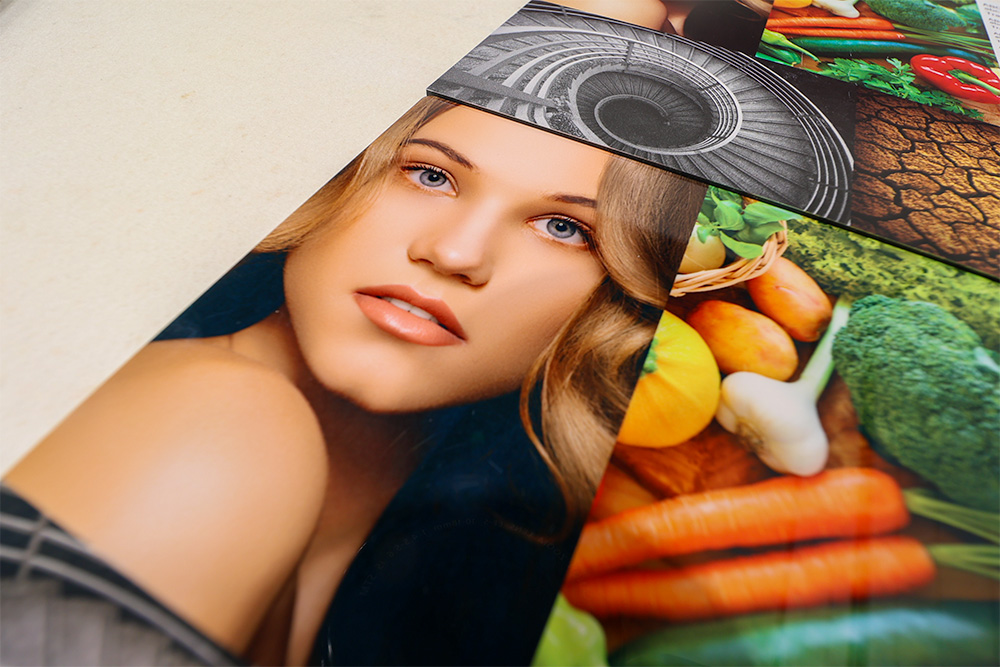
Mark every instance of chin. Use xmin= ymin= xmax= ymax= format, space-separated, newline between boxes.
xmin=305 ymin=344 xmax=528 ymax=414
xmin=347 ymin=391 xmax=428 ymax=415
xmin=327 ymin=372 xmax=519 ymax=416
xmin=321 ymin=372 xmax=450 ymax=415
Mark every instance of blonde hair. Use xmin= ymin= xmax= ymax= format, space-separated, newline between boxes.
xmin=257 ymin=97 xmax=706 ymax=521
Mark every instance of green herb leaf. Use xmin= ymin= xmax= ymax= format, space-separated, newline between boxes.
xmin=733 ymin=220 xmax=781 ymax=245
xmin=746 ymin=220 xmax=785 ymax=244
xmin=819 ymin=57 xmax=986 ymax=119
xmin=710 ymin=186 xmax=742 ymax=205
xmin=714 ymin=200 xmax=745 ymax=230
xmin=743 ymin=202 xmax=792 ymax=226
xmin=700 ymin=197 xmax=715 ymax=219
xmin=720 ymin=232 xmax=764 ymax=259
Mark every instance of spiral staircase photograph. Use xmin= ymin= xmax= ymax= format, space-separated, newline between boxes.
xmin=429 ymin=0 xmax=854 ymax=223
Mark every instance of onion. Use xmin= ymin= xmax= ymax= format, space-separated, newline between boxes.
xmin=679 ymin=227 xmax=726 ymax=274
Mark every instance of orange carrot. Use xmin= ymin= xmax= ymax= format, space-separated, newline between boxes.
xmin=766 ymin=17 xmax=895 ymax=30
xmin=768 ymin=28 xmax=907 ymax=39
xmin=563 ymin=536 xmax=936 ymax=620
xmin=567 ymin=468 xmax=908 ymax=581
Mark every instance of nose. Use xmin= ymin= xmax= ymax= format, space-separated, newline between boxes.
xmin=407 ymin=202 xmax=500 ymax=286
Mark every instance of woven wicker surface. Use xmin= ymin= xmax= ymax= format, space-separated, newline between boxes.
xmin=671 ymin=220 xmax=789 ymax=297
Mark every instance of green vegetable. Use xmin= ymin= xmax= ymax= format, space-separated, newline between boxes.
xmin=761 ymin=29 xmax=818 ymax=61
xmin=791 ymin=37 xmax=988 ymax=63
xmin=956 ymin=4 xmax=980 ymax=17
xmin=956 ymin=4 xmax=984 ymax=33
xmin=532 ymin=594 xmax=608 ymax=667
xmin=757 ymin=42 xmax=803 ymax=66
xmin=866 ymin=0 xmax=967 ymax=31
xmin=819 ymin=57 xmax=982 ymax=117
xmin=610 ymin=601 xmax=1000 ymax=666
xmin=898 ymin=25 xmax=996 ymax=62
xmin=696 ymin=187 xmax=794 ymax=260
xmin=832 ymin=295 xmax=999 ymax=511
xmin=781 ymin=217 xmax=999 ymax=350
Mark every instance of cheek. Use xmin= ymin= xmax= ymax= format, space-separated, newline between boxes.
xmin=477 ymin=260 xmax=604 ymax=376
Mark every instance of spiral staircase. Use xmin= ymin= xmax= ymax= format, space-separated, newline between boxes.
xmin=429 ymin=1 xmax=853 ymax=222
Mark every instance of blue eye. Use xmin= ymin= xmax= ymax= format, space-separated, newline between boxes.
xmin=531 ymin=217 xmax=590 ymax=247
xmin=404 ymin=165 xmax=455 ymax=192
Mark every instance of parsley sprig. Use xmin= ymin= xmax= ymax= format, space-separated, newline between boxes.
xmin=821 ymin=58 xmax=984 ymax=119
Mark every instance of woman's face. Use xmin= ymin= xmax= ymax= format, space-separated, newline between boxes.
xmin=283 ymin=105 xmax=611 ymax=412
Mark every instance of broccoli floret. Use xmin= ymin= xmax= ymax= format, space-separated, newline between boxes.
xmin=783 ymin=217 xmax=999 ymax=351
xmin=833 ymin=295 xmax=999 ymax=511
xmin=867 ymin=0 xmax=967 ymax=31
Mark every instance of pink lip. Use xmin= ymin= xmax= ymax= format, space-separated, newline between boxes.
xmin=354 ymin=285 xmax=467 ymax=347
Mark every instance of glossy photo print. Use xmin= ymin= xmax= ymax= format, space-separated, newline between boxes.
xmin=533 ymin=199 xmax=999 ymax=666
xmin=850 ymin=86 xmax=1000 ymax=278
xmin=756 ymin=0 xmax=1000 ymax=126
xmin=428 ymin=0 xmax=855 ymax=224
xmin=0 ymin=97 xmax=706 ymax=666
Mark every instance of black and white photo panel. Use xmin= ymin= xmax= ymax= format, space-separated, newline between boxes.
xmin=429 ymin=0 xmax=855 ymax=224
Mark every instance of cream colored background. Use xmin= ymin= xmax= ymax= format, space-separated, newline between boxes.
xmin=1 ymin=0 xmax=525 ymax=474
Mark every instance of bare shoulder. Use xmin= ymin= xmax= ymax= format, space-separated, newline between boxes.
xmin=9 ymin=338 xmax=326 ymax=496
xmin=5 ymin=339 xmax=328 ymax=652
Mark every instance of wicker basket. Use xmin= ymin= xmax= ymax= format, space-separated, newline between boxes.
xmin=670 ymin=219 xmax=789 ymax=297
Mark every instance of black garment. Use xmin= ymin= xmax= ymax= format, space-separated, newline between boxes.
xmin=311 ymin=393 xmax=578 ymax=666
xmin=0 ymin=485 xmax=243 ymax=667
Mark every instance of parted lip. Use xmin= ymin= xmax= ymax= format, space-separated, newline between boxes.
xmin=355 ymin=284 xmax=468 ymax=341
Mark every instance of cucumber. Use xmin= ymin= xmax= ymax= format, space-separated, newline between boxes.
xmin=610 ymin=601 xmax=999 ymax=666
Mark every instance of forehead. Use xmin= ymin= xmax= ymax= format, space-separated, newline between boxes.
xmin=410 ymin=105 xmax=610 ymax=199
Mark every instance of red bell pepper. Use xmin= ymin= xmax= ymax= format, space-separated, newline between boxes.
xmin=910 ymin=55 xmax=1000 ymax=105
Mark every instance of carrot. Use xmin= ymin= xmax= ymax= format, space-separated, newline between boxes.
xmin=769 ymin=28 xmax=907 ymax=39
xmin=567 ymin=468 xmax=908 ymax=581
xmin=563 ymin=536 xmax=936 ymax=620
xmin=766 ymin=17 xmax=895 ymax=30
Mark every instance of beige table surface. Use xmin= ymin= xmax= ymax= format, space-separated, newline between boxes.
xmin=1 ymin=0 xmax=525 ymax=473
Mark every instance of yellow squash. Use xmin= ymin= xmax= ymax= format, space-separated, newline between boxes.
xmin=617 ymin=310 xmax=721 ymax=448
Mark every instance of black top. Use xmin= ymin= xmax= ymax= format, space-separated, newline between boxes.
xmin=312 ymin=393 xmax=577 ymax=666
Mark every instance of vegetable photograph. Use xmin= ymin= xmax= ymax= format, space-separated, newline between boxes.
xmin=761 ymin=0 xmax=1000 ymax=279
xmin=756 ymin=0 xmax=1000 ymax=124
xmin=546 ymin=190 xmax=1000 ymax=667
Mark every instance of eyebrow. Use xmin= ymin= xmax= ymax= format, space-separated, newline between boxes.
xmin=405 ymin=138 xmax=599 ymax=209
xmin=404 ymin=138 xmax=477 ymax=171
xmin=549 ymin=194 xmax=597 ymax=208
